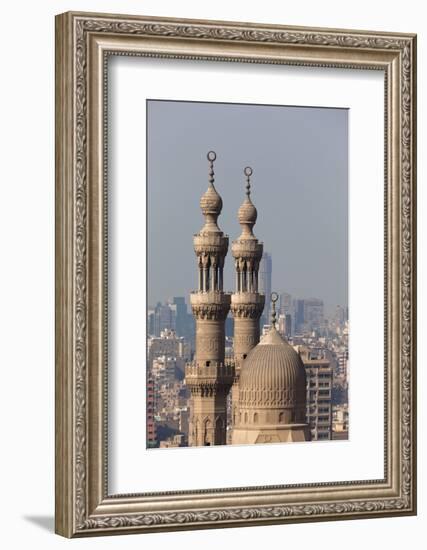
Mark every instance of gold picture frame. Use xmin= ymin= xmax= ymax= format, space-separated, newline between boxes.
xmin=55 ymin=11 xmax=417 ymax=537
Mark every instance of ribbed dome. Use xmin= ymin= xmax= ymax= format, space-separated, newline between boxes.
xmin=200 ymin=183 xmax=223 ymax=215
xmin=239 ymin=327 xmax=306 ymax=409
xmin=238 ymin=197 xmax=257 ymax=225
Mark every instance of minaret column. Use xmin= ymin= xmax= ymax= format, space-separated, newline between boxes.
xmin=185 ymin=151 xmax=234 ymax=447
xmin=230 ymin=167 xmax=265 ymax=429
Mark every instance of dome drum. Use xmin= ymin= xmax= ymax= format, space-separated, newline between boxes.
xmin=235 ymin=407 xmax=307 ymax=428
xmin=238 ymin=387 xmax=306 ymax=409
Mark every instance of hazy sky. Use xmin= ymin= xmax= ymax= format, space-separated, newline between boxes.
xmin=147 ymin=100 xmax=348 ymax=315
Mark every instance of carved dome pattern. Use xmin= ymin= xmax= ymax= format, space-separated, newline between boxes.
xmin=238 ymin=328 xmax=306 ymax=409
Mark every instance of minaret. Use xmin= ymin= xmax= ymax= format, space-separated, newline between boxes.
xmin=185 ymin=152 xmax=234 ymax=446
xmin=230 ymin=167 xmax=265 ymax=427
xmin=232 ymin=294 xmax=310 ymax=445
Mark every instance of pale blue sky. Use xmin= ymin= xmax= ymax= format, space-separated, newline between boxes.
xmin=147 ymin=100 xmax=348 ymax=314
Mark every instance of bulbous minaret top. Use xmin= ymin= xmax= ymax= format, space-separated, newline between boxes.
xmin=199 ymin=151 xmax=223 ymax=234
xmin=231 ymin=167 xmax=264 ymax=295
xmin=193 ymin=151 xmax=229 ymax=294
xmin=237 ymin=167 xmax=258 ymax=239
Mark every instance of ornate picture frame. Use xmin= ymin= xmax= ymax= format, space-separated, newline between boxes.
xmin=55 ymin=11 xmax=417 ymax=537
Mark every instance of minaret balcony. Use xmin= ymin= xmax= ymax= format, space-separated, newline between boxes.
xmin=190 ymin=291 xmax=231 ymax=306
xmin=185 ymin=361 xmax=235 ymax=385
xmin=231 ymin=292 xmax=265 ymax=306
xmin=193 ymin=233 xmax=229 ymax=254
xmin=231 ymin=239 xmax=263 ymax=259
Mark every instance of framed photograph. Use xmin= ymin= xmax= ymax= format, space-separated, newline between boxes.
xmin=55 ymin=11 xmax=417 ymax=537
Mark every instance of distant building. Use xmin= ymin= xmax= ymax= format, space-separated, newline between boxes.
xmin=294 ymin=299 xmax=305 ymax=333
xmin=278 ymin=313 xmax=293 ymax=338
xmin=159 ymin=433 xmax=186 ymax=448
xmin=333 ymin=403 xmax=349 ymax=437
xmin=304 ymin=298 xmax=324 ymax=331
xmin=148 ymin=329 xmax=190 ymax=375
xmin=259 ymin=251 xmax=272 ymax=323
xmin=299 ymin=346 xmax=333 ymax=441
xmin=278 ymin=314 xmax=286 ymax=337
xmin=148 ymin=302 xmax=176 ymax=336
xmin=152 ymin=356 xmax=181 ymax=385
xmin=334 ymin=305 xmax=347 ymax=326
xmin=172 ymin=296 xmax=195 ymax=342
xmin=337 ymin=349 xmax=349 ymax=381
xmin=146 ymin=377 xmax=157 ymax=448
xmin=279 ymin=292 xmax=292 ymax=315
xmin=285 ymin=313 xmax=292 ymax=337
xmin=294 ymin=298 xmax=324 ymax=333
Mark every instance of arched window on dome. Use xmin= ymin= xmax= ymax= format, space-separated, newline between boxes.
xmin=244 ymin=412 xmax=248 ymax=424
xmin=253 ymin=412 xmax=259 ymax=424
xmin=279 ymin=412 xmax=284 ymax=424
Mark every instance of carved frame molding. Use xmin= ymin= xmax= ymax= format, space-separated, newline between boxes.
xmin=55 ymin=11 xmax=416 ymax=537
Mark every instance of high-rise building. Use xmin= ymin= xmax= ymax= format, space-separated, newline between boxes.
xmin=294 ymin=299 xmax=305 ymax=333
xmin=278 ymin=313 xmax=292 ymax=338
xmin=146 ymin=377 xmax=157 ymax=448
xmin=299 ymin=346 xmax=333 ymax=441
xmin=334 ymin=304 xmax=347 ymax=326
xmin=285 ymin=313 xmax=292 ymax=337
xmin=259 ymin=251 xmax=272 ymax=324
xmin=230 ymin=167 xmax=265 ymax=429
xmin=185 ymin=152 xmax=234 ymax=446
xmin=279 ymin=292 xmax=292 ymax=315
xmin=304 ymin=298 xmax=324 ymax=331
xmin=172 ymin=296 xmax=194 ymax=341
xmin=147 ymin=308 xmax=155 ymax=336
xmin=293 ymin=298 xmax=324 ymax=333
xmin=148 ymin=302 xmax=177 ymax=336
xmin=336 ymin=348 xmax=349 ymax=382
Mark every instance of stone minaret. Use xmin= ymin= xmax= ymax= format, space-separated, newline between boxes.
xmin=185 ymin=152 xmax=234 ymax=446
xmin=230 ymin=167 xmax=265 ymax=427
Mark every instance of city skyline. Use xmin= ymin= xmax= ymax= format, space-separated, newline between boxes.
xmin=146 ymin=152 xmax=349 ymax=448
xmin=148 ymin=290 xmax=347 ymax=321
xmin=147 ymin=100 xmax=348 ymax=314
